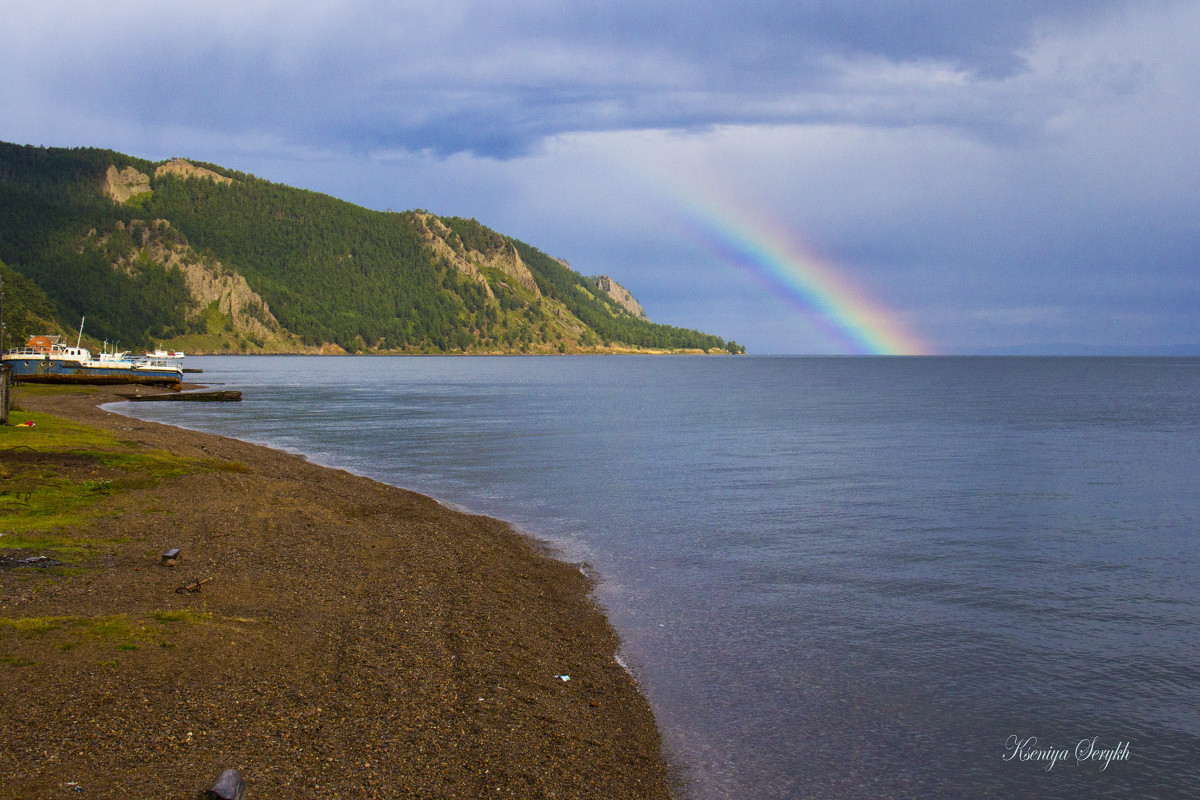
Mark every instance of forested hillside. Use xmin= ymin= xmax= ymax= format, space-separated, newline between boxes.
xmin=0 ymin=142 xmax=743 ymax=354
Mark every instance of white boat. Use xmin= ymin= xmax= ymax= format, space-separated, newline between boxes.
xmin=136 ymin=348 xmax=186 ymax=370
xmin=2 ymin=320 xmax=183 ymax=386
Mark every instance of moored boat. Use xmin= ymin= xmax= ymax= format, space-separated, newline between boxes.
xmin=3 ymin=325 xmax=183 ymax=387
xmin=137 ymin=348 xmax=186 ymax=370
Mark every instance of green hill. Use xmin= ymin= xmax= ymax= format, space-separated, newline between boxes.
xmin=0 ymin=142 xmax=743 ymax=355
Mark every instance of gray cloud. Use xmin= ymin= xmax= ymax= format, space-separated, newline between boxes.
xmin=3 ymin=0 xmax=1135 ymax=158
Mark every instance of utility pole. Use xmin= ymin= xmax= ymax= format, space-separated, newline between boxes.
xmin=0 ymin=274 xmax=9 ymax=426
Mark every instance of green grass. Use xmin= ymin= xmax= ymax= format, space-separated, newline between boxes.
xmin=0 ymin=612 xmax=186 ymax=650
xmin=1 ymin=608 xmax=239 ymax=660
xmin=153 ymin=609 xmax=212 ymax=624
xmin=78 ymin=615 xmax=151 ymax=642
xmin=0 ymin=410 xmax=115 ymax=449
xmin=0 ymin=613 xmax=152 ymax=642
xmin=0 ymin=532 xmax=86 ymax=550
xmin=0 ymin=475 xmax=124 ymax=537
xmin=0 ymin=407 xmax=231 ymax=552
xmin=7 ymin=384 xmax=102 ymax=398
xmin=0 ymin=654 xmax=35 ymax=666
xmin=0 ymin=616 xmax=65 ymax=635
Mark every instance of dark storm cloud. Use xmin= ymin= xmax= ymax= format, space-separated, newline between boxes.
xmin=3 ymin=0 xmax=1129 ymax=158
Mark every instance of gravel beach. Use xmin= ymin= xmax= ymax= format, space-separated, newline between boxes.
xmin=0 ymin=386 xmax=673 ymax=799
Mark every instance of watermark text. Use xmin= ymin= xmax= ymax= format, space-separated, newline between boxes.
xmin=1003 ymin=736 xmax=1130 ymax=771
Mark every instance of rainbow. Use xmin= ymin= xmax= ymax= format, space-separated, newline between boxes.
xmin=670 ymin=193 xmax=930 ymax=356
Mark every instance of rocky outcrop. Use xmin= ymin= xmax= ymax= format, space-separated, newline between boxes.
xmin=176 ymin=257 xmax=278 ymax=339
xmin=593 ymin=276 xmax=647 ymax=319
xmin=105 ymin=159 xmax=232 ymax=204
xmin=413 ymin=214 xmax=494 ymax=297
xmin=106 ymin=219 xmax=279 ymax=339
xmin=412 ymin=212 xmax=542 ymax=298
xmin=484 ymin=243 xmax=540 ymax=295
xmin=104 ymin=166 xmax=151 ymax=203
xmin=154 ymin=158 xmax=233 ymax=185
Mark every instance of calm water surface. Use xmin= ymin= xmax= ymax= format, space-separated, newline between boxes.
xmin=112 ymin=356 xmax=1200 ymax=799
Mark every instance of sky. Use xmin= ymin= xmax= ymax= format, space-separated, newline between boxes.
xmin=3 ymin=1 xmax=1199 ymax=354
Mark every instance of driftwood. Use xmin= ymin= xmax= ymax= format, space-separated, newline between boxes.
xmin=176 ymin=577 xmax=213 ymax=593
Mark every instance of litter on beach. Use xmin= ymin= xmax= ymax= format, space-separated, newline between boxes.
xmin=556 ymin=675 xmax=571 ymax=682
xmin=177 ymin=576 xmax=213 ymax=593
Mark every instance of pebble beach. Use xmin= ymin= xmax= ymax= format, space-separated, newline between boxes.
xmin=0 ymin=386 xmax=673 ymax=799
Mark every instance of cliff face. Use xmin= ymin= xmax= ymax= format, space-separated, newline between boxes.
xmin=92 ymin=161 xmax=303 ymax=350
xmin=94 ymin=218 xmax=306 ymax=351
xmin=154 ymin=158 xmax=233 ymax=185
xmin=103 ymin=166 xmax=150 ymax=204
xmin=104 ymin=159 xmax=233 ymax=206
xmin=413 ymin=212 xmax=541 ymax=297
xmin=593 ymin=275 xmax=647 ymax=319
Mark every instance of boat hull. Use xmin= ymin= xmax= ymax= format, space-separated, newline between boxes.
xmin=4 ymin=356 xmax=182 ymax=387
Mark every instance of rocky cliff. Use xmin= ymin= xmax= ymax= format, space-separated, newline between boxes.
xmin=92 ymin=217 xmax=306 ymax=352
xmin=104 ymin=159 xmax=232 ymax=207
xmin=593 ymin=275 xmax=647 ymax=319
xmin=103 ymin=166 xmax=150 ymax=204
xmin=413 ymin=212 xmax=541 ymax=298
xmin=154 ymin=158 xmax=234 ymax=185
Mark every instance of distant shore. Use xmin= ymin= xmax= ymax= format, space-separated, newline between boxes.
xmin=160 ymin=344 xmax=737 ymax=356
xmin=0 ymin=386 xmax=673 ymax=799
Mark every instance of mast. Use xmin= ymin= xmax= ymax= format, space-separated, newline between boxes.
xmin=76 ymin=316 xmax=85 ymax=348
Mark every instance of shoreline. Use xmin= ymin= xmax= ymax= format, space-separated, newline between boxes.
xmin=0 ymin=386 xmax=674 ymax=799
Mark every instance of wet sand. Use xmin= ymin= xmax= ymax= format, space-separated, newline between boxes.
xmin=0 ymin=386 xmax=674 ymax=799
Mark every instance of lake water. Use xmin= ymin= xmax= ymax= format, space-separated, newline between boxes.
xmin=111 ymin=356 xmax=1200 ymax=799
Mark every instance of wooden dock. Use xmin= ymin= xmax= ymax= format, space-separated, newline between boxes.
xmin=123 ymin=390 xmax=242 ymax=402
